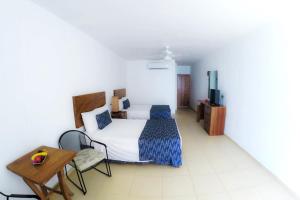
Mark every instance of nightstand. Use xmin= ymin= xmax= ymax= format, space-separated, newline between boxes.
xmin=111 ymin=111 xmax=127 ymax=119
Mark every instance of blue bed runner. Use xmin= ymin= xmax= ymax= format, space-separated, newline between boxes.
xmin=150 ymin=105 xmax=171 ymax=119
xmin=139 ymin=119 xmax=182 ymax=167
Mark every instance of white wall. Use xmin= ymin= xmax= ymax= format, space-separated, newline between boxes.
xmin=0 ymin=0 xmax=125 ymax=193
xmin=126 ymin=60 xmax=177 ymax=114
xmin=191 ymin=23 xmax=300 ymax=197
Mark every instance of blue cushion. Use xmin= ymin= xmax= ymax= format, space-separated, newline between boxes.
xmin=96 ymin=110 xmax=112 ymax=130
xmin=123 ymin=99 xmax=130 ymax=109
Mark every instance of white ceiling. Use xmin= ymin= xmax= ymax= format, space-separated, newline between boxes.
xmin=31 ymin=0 xmax=280 ymax=65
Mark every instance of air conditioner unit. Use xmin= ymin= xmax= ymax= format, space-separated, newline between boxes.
xmin=147 ymin=60 xmax=172 ymax=70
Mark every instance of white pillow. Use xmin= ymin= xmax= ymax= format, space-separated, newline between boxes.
xmin=118 ymin=99 xmax=124 ymax=110
xmin=107 ymin=104 xmax=112 ymax=112
xmin=100 ymin=104 xmax=109 ymax=113
xmin=81 ymin=105 xmax=109 ymax=132
xmin=121 ymin=97 xmax=128 ymax=101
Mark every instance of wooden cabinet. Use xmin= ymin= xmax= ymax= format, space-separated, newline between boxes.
xmin=197 ymin=100 xmax=226 ymax=136
xmin=111 ymin=111 xmax=127 ymax=119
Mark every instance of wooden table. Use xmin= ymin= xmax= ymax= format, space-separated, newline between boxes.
xmin=7 ymin=146 xmax=76 ymax=200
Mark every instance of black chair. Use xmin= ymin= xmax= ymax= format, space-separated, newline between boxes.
xmin=58 ymin=130 xmax=111 ymax=195
xmin=0 ymin=192 xmax=39 ymax=200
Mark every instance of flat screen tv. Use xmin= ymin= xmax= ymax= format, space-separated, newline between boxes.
xmin=210 ymin=89 xmax=220 ymax=106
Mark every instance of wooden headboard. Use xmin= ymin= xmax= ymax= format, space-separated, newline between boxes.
xmin=72 ymin=92 xmax=106 ymax=128
xmin=113 ymin=88 xmax=126 ymax=99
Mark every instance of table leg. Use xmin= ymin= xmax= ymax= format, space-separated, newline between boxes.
xmin=57 ymin=170 xmax=73 ymax=196
xmin=41 ymin=185 xmax=49 ymax=197
xmin=23 ymin=178 xmax=48 ymax=200
xmin=57 ymin=169 xmax=72 ymax=200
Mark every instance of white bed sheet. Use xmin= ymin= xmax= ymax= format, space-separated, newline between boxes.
xmin=123 ymin=104 xmax=151 ymax=119
xmin=86 ymin=119 xmax=147 ymax=162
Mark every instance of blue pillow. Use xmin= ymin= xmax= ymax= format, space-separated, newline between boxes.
xmin=123 ymin=99 xmax=130 ymax=109
xmin=96 ymin=110 xmax=112 ymax=130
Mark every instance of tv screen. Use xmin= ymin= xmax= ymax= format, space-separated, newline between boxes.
xmin=210 ymin=89 xmax=220 ymax=106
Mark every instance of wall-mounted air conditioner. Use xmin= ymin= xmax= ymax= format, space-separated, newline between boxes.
xmin=147 ymin=60 xmax=173 ymax=70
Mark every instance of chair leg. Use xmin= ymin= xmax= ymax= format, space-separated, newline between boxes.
xmin=65 ymin=160 xmax=111 ymax=195
xmin=78 ymin=171 xmax=87 ymax=194
xmin=65 ymin=165 xmax=87 ymax=195
xmin=93 ymin=159 xmax=112 ymax=177
xmin=104 ymin=160 xmax=110 ymax=177
xmin=106 ymin=159 xmax=112 ymax=177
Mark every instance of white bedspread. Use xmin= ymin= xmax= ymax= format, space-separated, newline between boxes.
xmin=123 ymin=104 xmax=151 ymax=119
xmin=86 ymin=119 xmax=147 ymax=162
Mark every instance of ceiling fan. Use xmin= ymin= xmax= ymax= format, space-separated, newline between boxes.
xmin=162 ymin=46 xmax=175 ymax=61
xmin=147 ymin=46 xmax=177 ymax=69
xmin=148 ymin=46 xmax=177 ymax=61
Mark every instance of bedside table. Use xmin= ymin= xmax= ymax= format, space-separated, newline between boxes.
xmin=111 ymin=111 xmax=127 ymax=119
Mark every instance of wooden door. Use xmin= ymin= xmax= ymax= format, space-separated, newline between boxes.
xmin=177 ymin=74 xmax=191 ymax=108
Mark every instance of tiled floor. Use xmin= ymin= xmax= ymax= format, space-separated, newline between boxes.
xmin=50 ymin=109 xmax=298 ymax=200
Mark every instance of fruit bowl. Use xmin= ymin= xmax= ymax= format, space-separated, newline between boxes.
xmin=31 ymin=150 xmax=48 ymax=165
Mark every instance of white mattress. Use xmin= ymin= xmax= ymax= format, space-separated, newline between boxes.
xmin=86 ymin=119 xmax=147 ymax=162
xmin=123 ymin=104 xmax=151 ymax=119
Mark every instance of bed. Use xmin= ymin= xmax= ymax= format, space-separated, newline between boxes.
xmin=114 ymin=88 xmax=172 ymax=120
xmin=72 ymin=91 xmax=182 ymax=167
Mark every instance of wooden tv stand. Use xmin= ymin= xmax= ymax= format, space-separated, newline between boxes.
xmin=196 ymin=100 xmax=226 ymax=136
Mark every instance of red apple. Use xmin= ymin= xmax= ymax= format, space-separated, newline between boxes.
xmin=35 ymin=156 xmax=42 ymax=163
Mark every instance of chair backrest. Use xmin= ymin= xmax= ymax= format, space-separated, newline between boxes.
xmin=59 ymin=130 xmax=91 ymax=152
